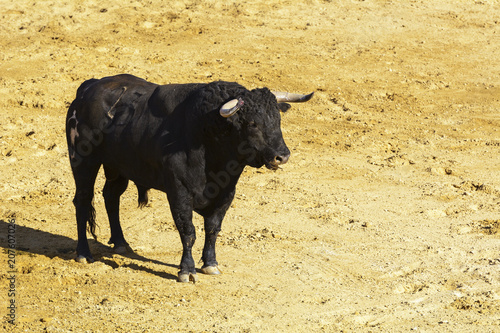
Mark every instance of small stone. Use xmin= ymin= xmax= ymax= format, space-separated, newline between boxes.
xmin=101 ymin=297 xmax=112 ymax=305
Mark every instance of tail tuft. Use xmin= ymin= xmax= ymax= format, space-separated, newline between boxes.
xmin=137 ymin=186 xmax=150 ymax=209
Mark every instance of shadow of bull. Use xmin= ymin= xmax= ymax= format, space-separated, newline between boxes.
xmin=0 ymin=219 xmax=180 ymax=281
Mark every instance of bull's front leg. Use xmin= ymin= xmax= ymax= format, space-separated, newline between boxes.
xmin=171 ymin=207 xmax=198 ymax=283
xmin=200 ymin=192 xmax=234 ymax=275
xmin=200 ymin=212 xmax=224 ymax=275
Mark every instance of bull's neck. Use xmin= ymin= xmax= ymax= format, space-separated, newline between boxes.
xmin=204 ymin=139 xmax=245 ymax=176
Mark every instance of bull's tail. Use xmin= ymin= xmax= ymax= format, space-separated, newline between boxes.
xmin=88 ymin=201 xmax=98 ymax=240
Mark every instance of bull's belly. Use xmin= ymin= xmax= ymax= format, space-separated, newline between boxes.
xmin=101 ymin=154 xmax=166 ymax=191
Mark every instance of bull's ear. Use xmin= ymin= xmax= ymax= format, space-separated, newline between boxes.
xmin=278 ymin=103 xmax=291 ymax=113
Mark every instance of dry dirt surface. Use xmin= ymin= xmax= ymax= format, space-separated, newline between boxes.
xmin=1 ymin=0 xmax=500 ymax=332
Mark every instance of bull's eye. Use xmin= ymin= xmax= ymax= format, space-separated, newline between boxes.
xmin=249 ymin=121 xmax=258 ymax=128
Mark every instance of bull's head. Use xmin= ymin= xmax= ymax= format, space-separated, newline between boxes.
xmin=220 ymin=88 xmax=313 ymax=170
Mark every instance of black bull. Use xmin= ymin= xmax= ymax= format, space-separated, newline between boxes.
xmin=65 ymin=74 xmax=313 ymax=282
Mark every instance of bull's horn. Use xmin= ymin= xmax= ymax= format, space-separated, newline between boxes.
xmin=220 ymin=98 xmax=244 ymax=117
xmin=272 ymin=91 xmax=314 ymax=103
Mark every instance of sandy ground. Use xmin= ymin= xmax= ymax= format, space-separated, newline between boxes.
xmin=1 ymin=0 xmax=500 ymax=332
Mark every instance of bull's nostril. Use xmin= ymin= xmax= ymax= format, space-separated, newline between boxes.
xmin=275 ymin=154 xmax=290 ymax=165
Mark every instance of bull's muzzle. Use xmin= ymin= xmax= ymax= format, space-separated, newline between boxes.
xmin=267 ymin=152 xmax=290 ymax=170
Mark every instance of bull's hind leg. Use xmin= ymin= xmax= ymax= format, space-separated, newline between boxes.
xmin=72 ymin=161 xmax=101 ymax=263
xmin=102 ymin=169 xmax=129 ymax=253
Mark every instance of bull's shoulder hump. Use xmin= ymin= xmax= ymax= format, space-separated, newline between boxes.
xmin=158 ymin=83 xmax=207 ymax=94
xmin=148 ymin=83 xmax=206 ymax=112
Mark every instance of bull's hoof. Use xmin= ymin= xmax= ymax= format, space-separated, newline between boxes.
xmin=178 ymin=272 xmax=198 ymax=283
xmin=114 ymin=244 xmax=129 ymax=254
xmin=75 ymin=255 xmax=94 ymax=264
xmin=201 ymin=265 xmax=222 ymax=275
